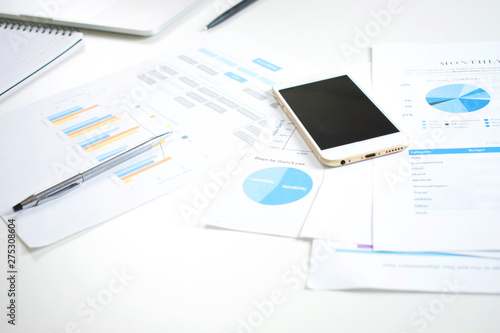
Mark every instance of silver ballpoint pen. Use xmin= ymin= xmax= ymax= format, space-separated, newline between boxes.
xmin=12 ymin=132 xmax=172 ymax=212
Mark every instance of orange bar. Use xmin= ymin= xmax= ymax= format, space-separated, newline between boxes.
xmin=69 ymin=117 xmax=122 ymax=138
xmin=85 ymin=130 xmax=138 ymax=152
xmin=84 ymin=126 xmax=140 ymax=151
xmin=68 ymin=116 xmax=118 ymax=138
xmin=53 ymin=115 xmax=78 ymax=125
xmin=52 ymin=105 xmax=98 ymax=125
xmin=121 ymin=157 xmax=172 ymax=180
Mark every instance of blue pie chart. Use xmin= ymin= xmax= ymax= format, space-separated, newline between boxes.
xmin=243 ymin=167 xmax=313 ymax=205
xmin=426 ymin=84 xmax=490 ymax=113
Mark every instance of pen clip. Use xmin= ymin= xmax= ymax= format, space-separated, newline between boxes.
xmin=36 ymin=181 xmax=82 ymax=206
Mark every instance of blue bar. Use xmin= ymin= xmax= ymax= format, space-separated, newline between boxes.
xmin=78 ymin=128 xmax=119 ymax=147
xmin=252 ymin=58 xmax=281 ymax=72
xmin=198 ymin=48 xmax=217 ymax=57
xmin=217 ymin=57 xmax=237 ymax=67
xmin=63 ymin=117 xmax=98 ymax=134
xmin=225 ymin=72 xmax=247 ymax=83
xmin=63 ymin=114 xmax=112 ymax=135
xmin=409 ymin=147 xmax=500 ymax=155
xmin=96 ymin=145 xmax=128 ymax=162
xmin=80 ymin=134 xmax=110 ymax=148
xmin=114 ymin=155 xmax=157 ymax=178
xmin=115 ymin=161 xmax=155 ymax=178
xmin=47 ymin=106 xmax=83 ymax=121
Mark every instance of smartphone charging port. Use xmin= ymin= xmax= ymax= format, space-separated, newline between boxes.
xmin=365 ymin=153 xmax=376 ymax=159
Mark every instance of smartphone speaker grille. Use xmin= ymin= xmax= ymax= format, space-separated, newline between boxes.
xmin=385 ymin=147 xmax=404 ymax=154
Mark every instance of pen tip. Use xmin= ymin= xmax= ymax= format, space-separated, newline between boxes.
xmin=12 ymin=204 xmax=22 ymax=212
xmin=160 ymin=131 xmax=172 ymax=138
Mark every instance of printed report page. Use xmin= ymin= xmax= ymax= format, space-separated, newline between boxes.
xmin=372 ymin=41 xmax=500 ymax=252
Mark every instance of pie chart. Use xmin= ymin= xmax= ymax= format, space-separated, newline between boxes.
xmin=243 ymin=167 xmax=313 ymax=205
xmin=426 ymin=84 xmax=490 ymax=113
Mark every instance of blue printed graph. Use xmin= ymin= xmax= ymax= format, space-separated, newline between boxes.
xmin=426 ymin=84 xmax=490 ymax=113
xmin=243 ymin=167 xmax=312 ymax=205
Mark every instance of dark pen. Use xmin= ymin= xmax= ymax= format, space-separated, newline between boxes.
xmin=12 ymin=132 xmax=172 ymax=212
xmin=205 ymin=0 xmax=259 ymax=30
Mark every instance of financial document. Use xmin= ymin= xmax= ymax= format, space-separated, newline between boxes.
xmin=372 ymin=42 xmax=500 ymax=252
xmin=300 ymin=161 xmax=373 ymax=244
xmin=202 ymin=64 xmax=376 ymax=242
xmin=307 ymin=240 xmax=500 ymax=294
xmin=202 ymin=108 xmax=325 ymax=237
xmin=0 ymin=33 xmax=303 ymax=247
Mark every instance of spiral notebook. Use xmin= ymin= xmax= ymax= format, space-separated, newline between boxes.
xmin=0 ymin=0 xmax=206 ymax=36
xmin=0 ymin=20 xmax=83 ymax=100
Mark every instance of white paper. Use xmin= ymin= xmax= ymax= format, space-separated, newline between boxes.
xmin=0 ymin=32 xmax=305 ymax=247
xmin=447 ymin=251 xmax=500 ymax=260
xmin=0 ymin=22 xmax=83 ymax=99
xmin=202 ymin=110 xmax=325 ymax=237
xmin=300 ymin=160 xmax=373 ymax=244
xmin=372 ymin=42 xmax=500 ymax=252
xmin=307 ymin=240 xmax=500 ymax=294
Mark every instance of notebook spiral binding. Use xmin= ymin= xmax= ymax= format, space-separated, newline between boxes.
xmin=0 ymin=19 xmax=78 ymax=36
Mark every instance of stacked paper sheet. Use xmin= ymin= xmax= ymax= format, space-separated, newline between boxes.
xmin=203 ymin=41 xmax=500 ymax=294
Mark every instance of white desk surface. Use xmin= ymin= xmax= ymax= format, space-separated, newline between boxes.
xmin=1 ymin=0 xmax=499 ymax=332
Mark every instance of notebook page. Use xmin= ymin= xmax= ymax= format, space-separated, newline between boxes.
xmin=0 ymin=21 xmax=83 ymax=99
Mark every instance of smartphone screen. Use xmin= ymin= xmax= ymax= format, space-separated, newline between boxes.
xmin=278 ymin=75 xmax=399 ymax=150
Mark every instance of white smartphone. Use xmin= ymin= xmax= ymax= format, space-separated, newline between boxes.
xmin=272 ymin=72 xmax=409 ymax=167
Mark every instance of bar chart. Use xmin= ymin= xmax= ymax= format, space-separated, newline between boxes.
xmin=46 ymin=103 xmax=174 ymax=181
xmin=114 ymin=155 xmax=172 ymax=183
